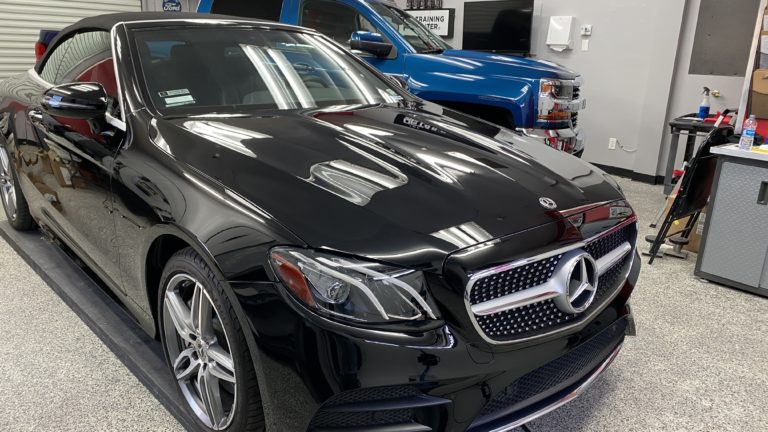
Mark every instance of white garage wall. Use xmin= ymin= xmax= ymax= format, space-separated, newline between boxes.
xmin=658 ymin=0 xmax=748 ymax=177
xmin=528 ymin=0 xmax=686 ymax=178
xmin=0 ymin=0 xmax=141 ymax=80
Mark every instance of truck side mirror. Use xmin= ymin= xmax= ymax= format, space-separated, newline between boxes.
xmin=350 ymin=31 xmax=393 ymax=58
xmin=389 ymin=75 xmax=408 ymax=90
xmin=41 ymin=82 xmax=108 ymax=120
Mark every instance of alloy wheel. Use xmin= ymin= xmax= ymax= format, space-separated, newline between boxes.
xmin=0 ymin=146 xmax=17 ymax=221
xmin=163 ymin=273 xmax=237 ymax=430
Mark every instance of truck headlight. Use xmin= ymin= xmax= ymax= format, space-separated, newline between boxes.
xmin=270 ymin=247 xmax=440 ymax=325
xmin=540 ymin=79 xmax=563 ymax=97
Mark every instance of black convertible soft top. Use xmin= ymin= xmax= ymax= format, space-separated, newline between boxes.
xmin=59 ymin=11 xmax=268 ymax=33
xmin=35 ymin=12 xmax=289 ymax=73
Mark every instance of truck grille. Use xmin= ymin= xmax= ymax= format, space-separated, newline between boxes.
xmin=571 ymin=86 xmax=580 ymax=127
xmin=467 ymin=222 xmax=635 ymax=343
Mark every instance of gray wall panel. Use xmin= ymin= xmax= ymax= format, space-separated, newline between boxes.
xmin=689 ymin=0 xmax=761 ymax=76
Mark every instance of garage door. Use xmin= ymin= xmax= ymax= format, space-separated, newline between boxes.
xmin=0 ymin=0 xmax=141 ymax=79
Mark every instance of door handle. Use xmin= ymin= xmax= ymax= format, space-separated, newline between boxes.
xmin=28 ymin=109 xmax=43 ymax=123
xmin=758 ymin=181 xmax=768 ymax=206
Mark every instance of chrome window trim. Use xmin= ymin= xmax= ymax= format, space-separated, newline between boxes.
xmin=105 ymin=112 xmax=126 ymax=130
xmin=464 ymin=216 xmax=637 ymax=345
xmin=110 ymin=24 xmax=128 ymax=130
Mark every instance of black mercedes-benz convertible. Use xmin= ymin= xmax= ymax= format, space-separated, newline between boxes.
xmin=0 ymin=12 xmax=639 ymax=432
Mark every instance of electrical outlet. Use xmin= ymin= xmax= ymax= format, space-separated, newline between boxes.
xmin=608 ymin=138 xmax=618 ymax=150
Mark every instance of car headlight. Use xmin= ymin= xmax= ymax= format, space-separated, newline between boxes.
xmin=270 ymin=247 xmax=439 ymax=325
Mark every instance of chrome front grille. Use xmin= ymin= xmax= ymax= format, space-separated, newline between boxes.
xmin=466 ymin=221 xmax=636 ymax=343
xmin=468 ymin=255 xmax=561 ymax=305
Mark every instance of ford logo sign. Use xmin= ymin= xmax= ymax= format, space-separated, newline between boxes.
xmin=162 ymin=0 xmax=182 ymax=12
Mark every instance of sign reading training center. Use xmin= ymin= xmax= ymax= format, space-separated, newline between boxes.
xmin=405 ymin=8 xmax=455 ymax=38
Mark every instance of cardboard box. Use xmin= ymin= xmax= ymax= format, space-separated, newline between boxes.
xmin=660 ymin=195 xmax=690 ymax=236
xmin=761 ymin=31 xmax=768 ymax=69
xmin=683 ymin=208 xmax=707 ymax=254
xmin=658 ymin=195 xmax=708 ymax=254
xmin=751 ymin=69 xmax=768 ymax=119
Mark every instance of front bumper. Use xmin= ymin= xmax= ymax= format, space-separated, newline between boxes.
xmin=233 ymin=254 xmax=638 ymax=431
xmin=517 ymin=126 xmax=584 ymax=157
xmin=476 ymin=342 xmax=624 ymax=431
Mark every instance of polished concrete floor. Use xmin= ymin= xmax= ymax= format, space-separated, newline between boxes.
xmin=1 ymin=177 xmax=766 ymax=432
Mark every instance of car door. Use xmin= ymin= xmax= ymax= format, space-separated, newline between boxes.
xmin=27 ymin=30 xmax=125 ymax=293
xmin=298 ymin=0 xmax=405 ymax=75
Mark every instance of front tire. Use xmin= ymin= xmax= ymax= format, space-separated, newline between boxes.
xmin=0 ymin=144 xmax=34 ymax=230
xmin=159 ymin=248 xmax=265 ymax=431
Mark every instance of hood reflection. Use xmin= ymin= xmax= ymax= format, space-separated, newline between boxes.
xmin=306 ymin=159 xmax=407 ymax=206
xmin=432 ymin=222 xmax=493 ymax=249
xmin=182 ymin=120 xmax=270 ymax=158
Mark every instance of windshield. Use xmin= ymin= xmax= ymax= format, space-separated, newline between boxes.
xmin=370 ymin=4 xmax=452 ymax=53
xmin=132 ymin=27 xmax=408 ymax=115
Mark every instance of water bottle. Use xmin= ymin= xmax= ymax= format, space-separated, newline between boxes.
xmin=739 ymin=115 xmax=757 ymax=150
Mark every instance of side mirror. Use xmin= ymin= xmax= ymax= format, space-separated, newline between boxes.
xmin=350 ymin=31 xmax=393 ymax=58
xmin=41 ymin=82 xmax=108 ymax=120
xmin=389 ymin=75 xmax=408 ymax=90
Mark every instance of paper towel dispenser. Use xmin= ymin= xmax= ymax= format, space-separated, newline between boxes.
xmin=546 ymin=16 xmax=573 ymax=52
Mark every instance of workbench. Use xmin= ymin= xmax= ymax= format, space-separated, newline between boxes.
xmin=663 ymin=115 xmax=717 ymax=195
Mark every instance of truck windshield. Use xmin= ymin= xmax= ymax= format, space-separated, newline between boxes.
xmin=132 ymin=27 xmax=409 ymax=115
xmin=370 ymin=4 xmax=452 ymax=54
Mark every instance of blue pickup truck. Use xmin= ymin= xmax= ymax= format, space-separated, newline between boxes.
xmin=198 ymin=0 xmax=586 ymax=155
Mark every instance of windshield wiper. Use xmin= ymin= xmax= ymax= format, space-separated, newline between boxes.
xmin=421 ymin=48 xmax=445 ymax=54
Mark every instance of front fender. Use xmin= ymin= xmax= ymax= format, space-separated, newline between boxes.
xmin=140 ymin=224 xmax=282 ymax=430
xmin=404 ymin=54 xmax=537 ymax=127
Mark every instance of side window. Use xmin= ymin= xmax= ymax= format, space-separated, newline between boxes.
xmin=40 ymin=31 xmax=117 ymax=99
xmin=300 ymin=0 xmax=378 ymax=46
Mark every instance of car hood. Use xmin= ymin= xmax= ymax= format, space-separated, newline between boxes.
xmin=154 ymin=103 xmax=621 ymax=268
xmin=438 ymin=50 xmax=580 ymax=80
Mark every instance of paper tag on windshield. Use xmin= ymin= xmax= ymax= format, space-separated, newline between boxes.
xmin=158 ymin=88 xmax=190 ymax=97
xmin=159 ymin=88 xmax=195 ymax=107
xmin=165 ymin=95 xmax=195 ymax=107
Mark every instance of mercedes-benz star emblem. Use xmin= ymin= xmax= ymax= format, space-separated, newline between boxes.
xmin=553 ymin=251 xmax=598 ymax=314
xmin=539 ymin=197 xmax=557 ymax=210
